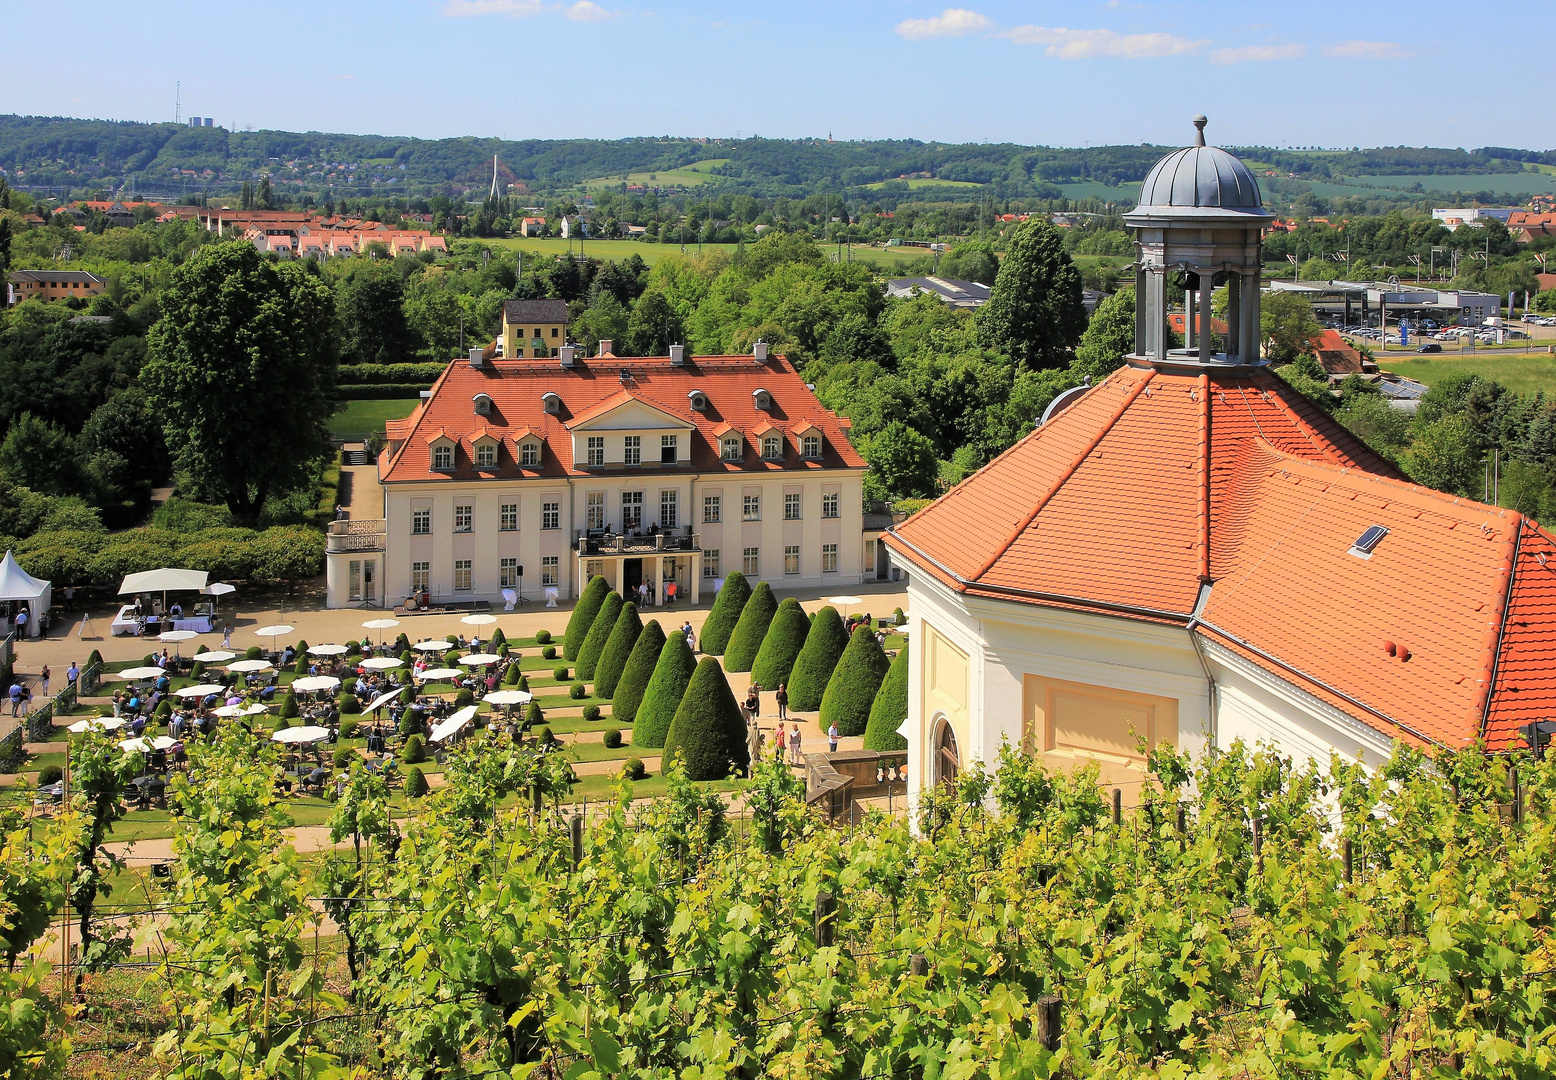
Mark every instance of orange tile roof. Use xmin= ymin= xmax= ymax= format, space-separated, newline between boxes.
xmin=886 ymin=361 xmax=1556 ymax=750
xmin=380 ymin=353 xmax=863 ymax=484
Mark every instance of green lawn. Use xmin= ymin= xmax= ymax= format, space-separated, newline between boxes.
xmin=484 ymin=235 xmax=934 ymax=272
xmin=864 ymin=177 xmax=984 ymax=191
xmin=329 ymin=398 xmax=419 ymax=437
xmin=585 ymin=160 xmax=729 ymax=189
xmin=1381 ymin=354 xmax=1556 ymax=397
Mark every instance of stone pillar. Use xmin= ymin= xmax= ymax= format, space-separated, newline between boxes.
xmin=1200 ymin=274 xmax=1215 ymax=359
xmin=691 ymin=552 xmax=701 ymax=604
xmin=613 ymin=558 xmax=624 ymax=597
xmin=1185 ymin=282 xmax=1197 ymax=351
xmin=1226 ymin=273 xmax=1242 ymax=361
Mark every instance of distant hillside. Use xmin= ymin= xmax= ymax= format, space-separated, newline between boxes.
xmin=0 ymin=113 xmax=1549 ymax=207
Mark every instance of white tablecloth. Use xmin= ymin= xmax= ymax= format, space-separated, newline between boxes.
xmin=170 ymin=616 xmax=213 ymax=633
xmin=109 ymin=609 xmax=213 ymax=635
xmin=110 ymin=606 xmax=140 ymax=636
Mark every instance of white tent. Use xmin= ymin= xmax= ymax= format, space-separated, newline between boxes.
xmin=0 ymin=551 xmax=51 ymax=639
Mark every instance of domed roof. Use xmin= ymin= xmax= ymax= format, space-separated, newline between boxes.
xmin=1135 ymin=116 xmax=1264 ymax=212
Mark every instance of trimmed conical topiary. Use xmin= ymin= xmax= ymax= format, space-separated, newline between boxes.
xmin=751 ymin=598 xmax=810 ymax=688
xmin=577 ymin=591 xmax=623 ymax=682
xmin=663 ymin=657 xmax=751 ymax=781
xmin=820 ymin=625 xmax=891 ymax=737
xmin=594 ymin=601 xmax=643 ymax=699
xmin=862 ymin=642 xmax=910 ymax=751
xmin=565 ymin=575 xmax=611 ymax=661
xmin=723 ymin=581 xmax=777 ymax=673
xmin=698 ymin=571 xmax=750 ymax=656
xmin=787 ymin=605 xmax=848 ymax=711
xmin=611 ymin=619 xmax=666 ymax=728
xmin=633 ymin=631 xmax=697 ymax=749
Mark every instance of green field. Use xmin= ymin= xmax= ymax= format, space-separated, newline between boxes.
xmin=1382 ymin=353 xmax=1556 ymax=397
xmin=865 ymin=177 xmax=984 ymax=191
xmin=1335 ymin=172 xmax=1556 ymax=196
xmin=330 ymin=398 xmax=419 ymax=436
xmin=1051 ymin=180 xmax=1142 ymax=201
xmin=486 ymin=235 xmax=934 ymax=271
xmin=585 ymin=159 xmax=730 ymax=189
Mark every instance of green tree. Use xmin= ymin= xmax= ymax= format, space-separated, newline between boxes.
xmin=594 ymin=600 xmax=643 ymax=698
xmin=576 ymin=590 xmax=623 ymax=682
xmin=1406 ymin=414 xmax=1481 ymax=497
xmin=1072 ymin=287 xmax=1134 ymax=382
xmin=819 ymin=625 xmax=891 ymax=737
xmin=0 ymin=413 xmax=85 ymax=497
xmin=633 ymin=630 xmax=697 ymax=749
xmin=750 ymin=598 xmax=810 ymax=688
xmin=723 ymin=580 xmax=778 ymax=673
xmin=699 ymin=571 xmax=750 ymax=656
xmin=662 ymin=657 xmax=750 ymax=780
xmin=1534 ymin=289 xmax=1556 ymax=315
xmin=862 ymin=420 xmax=939 ymax=500
xmin=406 ymin=289 xmax=463 ymax=359
xmin=564 ymin=574 xmax=610 ymax=661
xmin=976 ymin=217 xmax=1087 ymax=370
xmin=1261 ymin=290 xmax=1323 ymax=365
xmin=863 ymin=643 xmax=910 ymax=751
xmin=611 ymin=618 xmax=666 ymax=728
xmin=141 ymin=242 xmax=338 ymax=521
xmin=788 ymin=604 xmax=848 ymax=712
xmin=938 ymin=240 xmax=1000 ymax=286
xmin=337 ymin=260 xmax=415 ymax=365
xmin=626 ymin=288 xmax=676 ymax=356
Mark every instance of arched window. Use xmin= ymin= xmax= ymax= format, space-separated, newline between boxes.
xmin=933 ymin=716 xmax=960 ymax=788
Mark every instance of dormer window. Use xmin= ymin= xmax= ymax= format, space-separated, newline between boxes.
xmin=802 ymin=434 xmax=822 ymax=458
xmin=473 ymin=393 xmax=494 ymax=416
xmin=762 ymin=435 xmax=782 ymax=460
xmin=721 ymin=436 xmax=742 ymax=461
xmin=542 ymin=392 xmax=562 ymax=415
xmin=431 ymin=441 xmax=455 ymax=471
xmin=688 ymin=390 xmax=709 ymax=412
xmin=520 ymin=440 xmax=540 ymax=467
xmin=752 ymin=388 xmax=772 ymax=411
xmin=474 ymin=439 xmax=498 ymax=469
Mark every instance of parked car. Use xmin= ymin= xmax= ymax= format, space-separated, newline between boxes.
xmin=1416 ymin=343 xmax=1442 ymax=353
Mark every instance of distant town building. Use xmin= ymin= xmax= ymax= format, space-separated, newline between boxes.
xmin=1432 ymin=207 xmax=1516 ymax=231
xmin=500 ymin=300 xmax=570 ymax=359
xmin=886 ymin=276 xmax=991 ymax=309
xmin=6 ymin=269 xmax=106 ymax=306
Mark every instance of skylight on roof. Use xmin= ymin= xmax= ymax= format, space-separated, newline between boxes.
xmin=1350 ymin=525 xmax=1388 ymax=559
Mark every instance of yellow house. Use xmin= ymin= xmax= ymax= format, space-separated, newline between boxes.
xmin=7 ymin=269 xmax=106 ymax=305
xmin=501 ymin=299 xmax=569 ymax=359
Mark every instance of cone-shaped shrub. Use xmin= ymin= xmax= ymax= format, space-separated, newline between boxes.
xmin=786 ymin=605 xmax=848 ymax=711
xmin=489 ymin=627 xmax=506 ymax=649
xmin=565 ymin=575 xmax=610 ymax=661
xmin=723 ymin=581 xmax=777 ymax=673
xmin=594 ymin=601 xmax=643 ymax=699
xmin=820 ymin=625 xmax=891 ymax=737
xmin=633 ymin=631 xmax=696 ymax=749
xmin=504 ymin=662 xmax=523 ymax=686
xmin=611 ymin=620 xmax=665 ymax=728
xmin=698 ymin=571 xmax=750 ymax=655
xmin=751 ymin=598 xmax=810 ymax=688
xmin=663 ymin=657 xmax=751 ymax=780
xmin=863 ymin=642 xmax=910 ymax=751
xmin=577 ymin=591 xmax=623 ymax=681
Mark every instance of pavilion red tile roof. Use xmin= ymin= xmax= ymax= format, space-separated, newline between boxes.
xmin=380 ymin=353 xmax=863 ymax=484
xmin=885 ymin=361 xmax=1556 ymax=751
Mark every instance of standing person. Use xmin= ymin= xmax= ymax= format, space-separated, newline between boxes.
xmin=14 ymin=607 xmax=27 ymax=636
xmin=19 ymin=683 xmax=32 ymax=716
xmin=775 ymin=683 xmax=788 ymax=721
xmin=776 ymin=722 xmax=786 ymax=764
xmin=788 ymin=722 xmax=802 ymax=762
xmin=683 ymin=621 xmax=696 ymax=653
xmin=665 ymin=578 xmax=676 ymax=609
xmin=66 ymin=660 xmax=80 ymax=687
xmin=223 ymin=623 xmax=233 ymax=650
xmin=39 ymin=664 xmax=49 ymax=697
xmin=744 ymin=686 xmax=759 ymax=721
xmin=746 ymin=713 xmax=762 ymax=771
xmin=8 ymin=678 xmax=22 ymax=717
xmin=827 ymin=720 xmax=839 ymax=753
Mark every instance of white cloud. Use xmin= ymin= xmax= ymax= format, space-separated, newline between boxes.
xmin=895 ymin=8 xmax=993 ymax=40
xmin=1005 ymin=24 xmax=1205 ymax=59
xmin=1323 ymin=39 xmax=1407 ymax=59
xmin=567 ymin=1 xmax=612 ymax=20
xmin=442 ymin=0 xmax=547 ymax=16
xmin=1209 ymin=42 xmax=1306 ymax=64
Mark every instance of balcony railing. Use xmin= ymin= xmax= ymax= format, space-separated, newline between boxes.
xmin=576 ymin=529 xmax=700 ymax=556
xmin=327 ymin=519 xmax=386 ymax=554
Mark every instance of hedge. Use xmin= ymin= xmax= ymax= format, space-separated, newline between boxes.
xmin=593 ymin=601 xmax=643 ymax=699
xmin=565 ymin=575 xmax=611 ymax=661
xmin=751 ymin=598 xmax=810 ymax=689
xmin=819 ymin=625 xmax=891 ymax=738
xmin=336 ymin=362 xmax=447 ymax=386
xmin=787 ymin=605 xmax=849 ymax=712
xmin=632 ymin=631 xmax=696 ymax=749
xmin=663 ymin=657 xmax=750 ymax=781
xmin=610 ymin=619 xmax=665 ymax=729
xmin=863 ymin=642 xmax=910 ymax=751
xmin=15 ymin=524 xmax=324 ymax=586
xmin=577 ymin=590 xmax=623 ymax=682
xmin=698 ymin=571 xmax=750 ymax=655
xmin=337 ymin=383 xmax=432 ymax=400
xmin=722 ymin=581 xmax=777 ymax=673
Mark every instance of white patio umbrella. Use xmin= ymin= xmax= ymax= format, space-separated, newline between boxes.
xmin=416 ymin=667 xmax=462 ymax=682
xmin=214 ymin=702 xmax=270 ymax=718
xmin=193 ymin=650 xmax=238 ymax=663
xmin=365 ymin=689 xmax=402 ymax=714
xmin=174 ymin=683 xmax=226 ymax=699
xmin=359 ymin=656 xmax=405 ymax=671
xmin=362 ymin=617 xmax=399 ymax=644
xmin=482 ymin=689 xmax=532 ymax=707
xmin=226 ymin=658 xmax=274 ymax=673
xmin=825 ymin=595 xmax=864 ymax=618
xmin=203 ymin=582 xmax=237 ymax=597
xmin=292 ymin=675 xmax=341 ymax=694
xmin=412 ymin=640 xmax=451 ymax=652
xmin=120 ymin=735 xmax=177 ymax=752
xmin=68 ymin=716 xmax=128 ymax=733
xmin=460 ymin=613 xmax=499 ymax=626
xmin=272 ymin=725 xmax=331 ymax=745
xmin=255 ymin=624 xmax=294 ymax=649
xmin=307 ymin=643 xmax=349 ymax=656
xmin=117 ymin=666 xmax=166 ymax=681
xmin=458 ymin=653 xmax=502 ymax=666
xmin=159 ymin=629 xmax=199 ymax=642
xmin=429 ymin=704 xmax=478 ymax=743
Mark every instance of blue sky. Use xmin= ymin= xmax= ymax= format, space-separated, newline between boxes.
xmin=4 ymin=1 xmax=1550 ymax=150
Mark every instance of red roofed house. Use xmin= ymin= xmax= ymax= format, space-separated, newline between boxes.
xmin=329 ymin=341 xmax=869 ymax=608
xmin=884 ymin=118 xmax=1554 ymax=808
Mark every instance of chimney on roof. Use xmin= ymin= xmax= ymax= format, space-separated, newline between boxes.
xmin=469 ymin=347 xmax=484 ymax=369
xmin=559 ymin=344 xmax=576 ymax=368
xmin=597 ymin=338 xmax=614 ymax=357
xmin=670 ymin=344 xmax=686 ymax=366
xmin=753 ymin=339 xmax=769 ymax=362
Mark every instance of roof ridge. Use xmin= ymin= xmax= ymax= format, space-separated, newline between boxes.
xmin=1475 ymin=514 xmax=1522 ymax=734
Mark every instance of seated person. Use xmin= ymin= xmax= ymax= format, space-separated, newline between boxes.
xmin=155 ymin=674 xmax=171 ymax=694
xmin=130 ymin=714 xmax=147 ymax=737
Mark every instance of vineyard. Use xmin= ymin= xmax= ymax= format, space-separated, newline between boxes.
xmin=3 ymin=727 xmax=1554 ymax=1079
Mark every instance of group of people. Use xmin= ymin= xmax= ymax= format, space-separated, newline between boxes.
xmin=630 ymin=577 xmax=681 ymax=610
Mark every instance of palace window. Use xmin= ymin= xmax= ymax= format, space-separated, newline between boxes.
xmin=587 ymin=436 xmax=604 ymax=467
xmin=743 ymin=547 xmax=759 ymax=576
xmin=624 ymin=435 xmax=641 ymax=466
xmin=541 ymin=556 xmax=558 ymax=586
xmin=703 ymin=549 xmax=720 ymax=578
xmin=542 ymin=501 xmax=560 ymax=530
xmin=661 ymin=434 xmax=677 ymax=464
xmin=454 ymin=560 xmax=472 ymax=591
xmin=822 ymin=544 xmax=838 ymax=573
xmin=703 ymin=494 xmax=721 ymax=523
xmin=586 ymin=492 xmax=605 ymax=530
xmin=411 ymin=507 xmax=430 ymax=535
xmin=721 ymin=436 xmax=741 ymax=461
xmin=784 ymin=545 xmax=800 ymax=575
xmin=432 ymin=443 xmax=454 ymax=470
xmin=660 ymin=489 xmax=678 ymax=529
xmin=621 ymin=491 xmax=643 ymax=530
xmin=743 ymin=494 xmax=760 ymax=521
xmin=475 ymin=441 xmax=497 ymax=468
xmin=784 ymin=493 xmax=802 ymax=520
xmin=802 ymin=434 xmax=822 ymax=458
xmin=763 ymin=435 xmax=782 ymax=459
xmin=520 ymin=441 xmax=540 ymax=467
xmin=500 ymin=558 xmax=519 ymax=588
xmin=500 ymin=503 xmax=518 ymax=532
xmin=411 ymin=561 xmax=429 ymax=593
xmin=822 ymin=492 xmax=839 ymax=519
xmin=453 ymin=504 xmax=472 ymax=533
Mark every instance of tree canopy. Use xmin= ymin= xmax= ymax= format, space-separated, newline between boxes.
xmin=976 ymin=218 xmax=1087 ymax=371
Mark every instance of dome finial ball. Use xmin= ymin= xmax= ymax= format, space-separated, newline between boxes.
xmin=1193 ymin=114 xmax=1208 ymax=146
